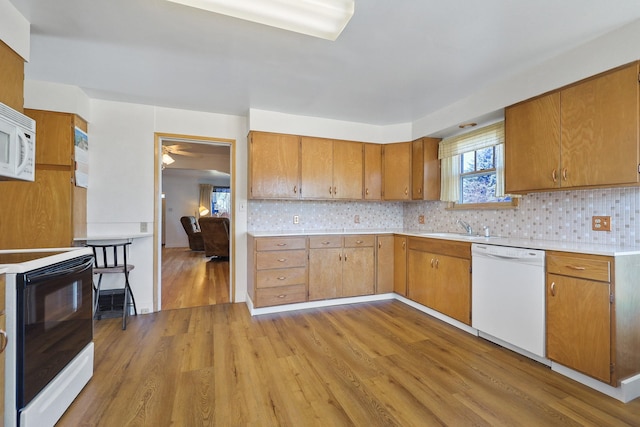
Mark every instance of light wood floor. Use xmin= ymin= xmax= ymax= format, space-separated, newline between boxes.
xmin=58 ymin=300 xmax=640 ymax=426
xmin=161 ymin=247 xmax=230 ymax=310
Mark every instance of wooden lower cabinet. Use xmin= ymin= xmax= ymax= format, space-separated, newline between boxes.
xmin=407 ymin=237 xmax=471 ymax=325
xmin=309 ymin=235 xmax=375 ymax=300
xmin=546 ymin=251 xmax=640 ymax=386
xmin=375 ymin=235 xmax=394 ymax=293
xmin=393 ymin=235 xmax=407 ymax=296
xmin=248 ymin=236 xmax=308 ymax=307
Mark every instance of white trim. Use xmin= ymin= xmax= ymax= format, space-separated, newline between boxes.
xmin=552 ymin=363 xmax=640 ymax=403
xmin=247 ymin=293 xmax=395 ymax=316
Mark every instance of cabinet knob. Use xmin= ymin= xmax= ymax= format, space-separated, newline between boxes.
xmin=365 ymin=188 xmax=369 ymax=195
xmin=329 ymin=186 xmax=333 ymax=195
xmin=418 ymin=188 xmax=422 ymax=194
xmin=333 ymin=186 xmax=337 ymax=195
xmin=404 ymin=187 xmax=408 ymax=195
xmin=430 ymin=258 xmax=435 ymax=268
xmin=378 ymin=241 xmax=382 ymax=249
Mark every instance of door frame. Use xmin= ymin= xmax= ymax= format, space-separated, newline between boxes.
xmin=153 ymin=132 xmax=236 ymax=311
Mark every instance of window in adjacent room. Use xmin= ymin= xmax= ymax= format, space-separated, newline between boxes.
xmin=212 ymin=186 xmax=231 ymax=216
xmin=439 ymin=121 xmax=517 ymax=209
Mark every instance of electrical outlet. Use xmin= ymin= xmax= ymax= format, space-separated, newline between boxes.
xmin=354 ymin=215 xmax=360 ymax=223
xmin=293 ymin=215 xmax=299 ymax=224
xmin=592 ymin=216 xmax=611 ymax=231
xmin=140 ymin=222 xmax=147 ymax=233
xmin=418 ymin=215 xmax=425 ymax=224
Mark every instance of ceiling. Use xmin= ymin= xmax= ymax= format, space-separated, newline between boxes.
xmin=9 ymin=0 xmax=640 ymax=126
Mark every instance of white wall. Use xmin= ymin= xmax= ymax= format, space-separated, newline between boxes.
xmin=0 ymin=0 xmax=29 ymax=61
xmin=413 ymin=18 xmax=640 ymax=139
xmin=85 ymin=100 xmax=247 ymax=311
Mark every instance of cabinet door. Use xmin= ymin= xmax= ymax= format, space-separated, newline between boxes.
xmin=249 ymin=132 xmax=300 ymax=199
xmin=407 ymin=249 xmax=433 ymax=307
xmin=505 ymin=93 xmax=562 ymax=193
xmin=383 ymin=142 xmax=411 ymax=200
xmin=412 ymin=137 xmax=441 ymax=201
xmin=0 ymin=167 xmax=73 ymax=249
xmin=364 ymin=144 xmax=382 ymax=200
xmin=342 ymin=247 xmax=374 ymax=297
xmin=546 ymin=274 xmax=611 ymax=383
xmin=561 ymin=63 xmax=639 ymax=188
xmin=428 ymin=255 xmax=471 ymax=325
xmin=333 ymin=141 xmax=363 ymax=199
xmin=0 ymin=273 xmax=5 ymax=423
xmin=25 ymin=109 xmax=76 ymax=166
xmin=376 ymin=235 xmax=394 ymax=293
xmin=393 ymin=236 xmax=407 ymax=295
xmin=301 ymin=137 xmax=334 ymax=199
xmin=308 ymin=248 xmax=342 ymax=300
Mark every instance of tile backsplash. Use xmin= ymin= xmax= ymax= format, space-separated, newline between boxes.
xmin=248 ymin=187 xmax=640 ymax=246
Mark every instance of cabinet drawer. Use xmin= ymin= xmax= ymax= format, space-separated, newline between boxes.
xmin=257 ymin=267 xmax=307 ymax=288
xmin=344 ymin=235 xmax=375 ymax=248
xmin=256 ymin=237 xmax=306 ymax=251
xmin=547 ymin=253 xmax=611 ymax=282
xmin=256 ymin=250 xmax=306 ymax=269
xmin=255 ymin=284 xmax=307 ymax=307
xmin=309 ymin=235 xmax=343 ymax=249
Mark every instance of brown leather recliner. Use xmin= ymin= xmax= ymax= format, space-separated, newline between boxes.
xmin=198 ymin=217 xmax=230 ymax=258
xmin=180 ymin=216 xmax=205 ymax=251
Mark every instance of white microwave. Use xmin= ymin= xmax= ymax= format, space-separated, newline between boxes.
xmin=0 ymin=101 xmax=36 ymax=182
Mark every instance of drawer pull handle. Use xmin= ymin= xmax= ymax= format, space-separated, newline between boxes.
xmin=277 ymin=258 xmax=287 ymax=262
xmin=0 ymin=329 xmax=8 ymax=353
xmin=277 ymin=276 xmax=286 ymax=280
xmin=430 ymin=258 xmax=435 ymax=268
xmin=276 ymin=243 xmax=287 ymax=247
xmin=322 ymin=241 xmax=331 ymax=245
xmin=277 ymin=294 xmax=286 ymax=298
xmin=550 ymin=281 xmax=556 ymax=296
xmin=562 ymin=168 xmax=568 ymax=181
xmin=552 ymin=169 xmax=557 ymax=183
xmin=365 ymin=188 xmax=369 ymax=195
xmin=293 ymin=185 xmax=298 ymax=194
xmin=378 ymin=241 xmax=382 ymax=249
xmin=356 ymin=240 xmax=363 ymax=244
xmin=567 ymin=265 xmax=586 ymax=271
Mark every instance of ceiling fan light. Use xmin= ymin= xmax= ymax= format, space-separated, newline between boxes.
xmin=162 ymin=153 xmax=175 ymax=165
xmin=166 ymin=0 xmax=355 ymax=41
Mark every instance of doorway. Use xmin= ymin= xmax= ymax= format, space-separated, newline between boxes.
xmin=154 ymin=133 xmax=236 ymax=311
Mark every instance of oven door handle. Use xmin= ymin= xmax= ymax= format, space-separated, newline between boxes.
xmin=26 ymin=257 xmax=94 ymax=284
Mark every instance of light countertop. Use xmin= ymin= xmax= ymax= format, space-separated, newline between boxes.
xmin=248 ymin=229 xmax=640 ymax=256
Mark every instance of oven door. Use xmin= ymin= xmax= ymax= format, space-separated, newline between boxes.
xmin=16 ymin=255 xmax=94 ymax=409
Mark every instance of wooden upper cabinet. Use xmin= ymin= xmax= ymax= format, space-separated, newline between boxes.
xmin=363 ymin=143 xmax=382 ymax=200
xmin=383 ymin=142 xmax=411 ymax=200
xmin=561 ymin=62 xmax=639 ymax=188
xmin=249 ymin=132 xmax=300 ymax=199
xmin=333 ymin=140 xmax=363 ymax=199
xmin=411 ymin=137 xmax=441 ymax=200
xmin=505 ymin=92 xmax=562 ymax=193
xmin=0 ymin=40 xmax=24 ymax=112
xmin=505 ymin=61 xmax=640 ymax=193
xmin=301 ymin=137 xmax=363 ymax=200
xmin=25 ymin=109 xmax=86 ymax=167
xmin=301 ymin=137 xmax=333 ymax=199
xmin=0 ymin=109 xmax=87 ymax=248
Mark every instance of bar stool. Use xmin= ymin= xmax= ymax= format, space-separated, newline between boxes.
xmin=88 ymin=240 xmax=138 ymax=330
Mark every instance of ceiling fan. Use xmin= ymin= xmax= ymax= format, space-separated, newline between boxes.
xmin=162 ymin=144 xmax=199 ymax=168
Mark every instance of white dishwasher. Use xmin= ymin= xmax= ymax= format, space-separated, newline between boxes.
xmin=471 ymin=243 xmax=546 ymax=359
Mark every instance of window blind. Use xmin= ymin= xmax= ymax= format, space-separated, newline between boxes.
xmin=438 ymin=121 xmax=505 ymax=159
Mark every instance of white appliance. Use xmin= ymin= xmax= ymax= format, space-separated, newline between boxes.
xmin=0 ymin=102 xmax=36 ymax=182
xmin=471 ymin=244 xmax=547 ymax=360
xmin=0 ymin=248 xmax=94 ymax=427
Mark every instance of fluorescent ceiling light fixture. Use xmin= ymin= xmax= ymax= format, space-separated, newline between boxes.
xmin=166 ymin=0 xmax=355 ymax=41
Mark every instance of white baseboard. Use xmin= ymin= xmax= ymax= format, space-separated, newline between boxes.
xmin=552 ymin=363 xmax=640 ymax=403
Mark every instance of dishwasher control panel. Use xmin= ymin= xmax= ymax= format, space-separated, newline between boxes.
xmin=472 ymin=244 xmax=545 ymax=262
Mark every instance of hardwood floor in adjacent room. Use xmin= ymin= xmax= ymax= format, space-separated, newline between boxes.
xmin=161 ymin=247 xmax=230 ymax=310
xmin=58 ymin=300 xmax=640 ymax=426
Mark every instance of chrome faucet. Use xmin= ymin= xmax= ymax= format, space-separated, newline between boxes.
xmin=456 ymin=219 xmax=473 ymax=235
